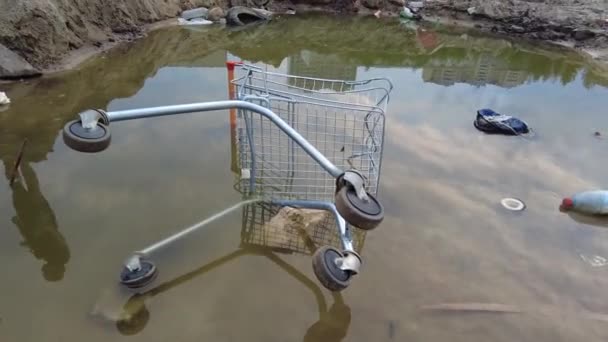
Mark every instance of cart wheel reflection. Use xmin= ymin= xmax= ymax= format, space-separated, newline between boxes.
xmin=335 ymin=187 xmax=384 ymax=230
xmin=116 ymin=294 xmax=150 ymax=336
xmin=312 ymin=246 xmax=352 ymax=292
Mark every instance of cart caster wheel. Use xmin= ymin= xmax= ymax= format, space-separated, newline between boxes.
xmin=335 ymin=186 xmax=384 ymax=230
xmin=62 ymin=119 xmax=111 ymax=153
xmin=312 ymin=246 xmax=352 ymax=292
xmin=120 ymin=260 xmax=157 ymax=289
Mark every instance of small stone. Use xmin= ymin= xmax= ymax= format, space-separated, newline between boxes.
xmin=573 ymin=29 xmax=596 ymax=41
xmin=467 ymin=7 xmax=476 ymax=15
xmin=510 ymin=25 xmax=525 ymax=33
xmin=361 ymin=0 xmax=382 ymax=9
xmin=208 ymin=7 xmax=225 ymax=22
xmin=181 ymin=7 xmax=209 ymax=20
xmin=594 ymin=131 xmax=601 ymax=137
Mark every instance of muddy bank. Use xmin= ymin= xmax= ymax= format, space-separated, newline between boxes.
xmin=0 ymin=0 xmax=217 ymax=75
xmin=0 ymin=0 xmax=607 ymax=78
xmin=420 ymin=0 xmax=608 ymax=62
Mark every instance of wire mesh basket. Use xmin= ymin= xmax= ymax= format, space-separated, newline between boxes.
xmin=231 ymin=64 xmax=390 ymax=202
xmin=229 ymin=63 xmax=390 ymax=255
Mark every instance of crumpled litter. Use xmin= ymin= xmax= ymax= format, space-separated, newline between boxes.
xmin=178 ymin=18 xmax=213 ymax=26
xmin=0 ymin=91 xmax=10 ymax=105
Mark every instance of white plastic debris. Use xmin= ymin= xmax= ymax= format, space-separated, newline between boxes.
xmin=178 ymin=18 xmax=213 ymax=26
xmin=467 ymin=7 xmax=477 ymax=15
xmin=0 ymin=91 xmax=10 ymax=105
xmin=374 ymin=10 xmax=382 ymax=18
xmin=400 ymin=7 xmax=414 ymax=18
xmin=241 ymin=168 xmax=251 ymax=180
xmin=580 ymin=254 xmax=608 ymax=267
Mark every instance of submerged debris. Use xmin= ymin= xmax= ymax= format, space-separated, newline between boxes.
xmin=420 ymin=303 xmax=523 ymax=313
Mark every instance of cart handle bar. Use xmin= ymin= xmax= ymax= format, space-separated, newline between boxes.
xmin=106 ymin=100 xmax=343 ymax=178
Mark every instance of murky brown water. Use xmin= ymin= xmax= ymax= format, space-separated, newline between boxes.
xmin=2 ymin=14 xmax=608 ymax=342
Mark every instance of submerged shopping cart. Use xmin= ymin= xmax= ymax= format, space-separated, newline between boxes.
xmin=62 ymin=62 xmax=392 ymax=292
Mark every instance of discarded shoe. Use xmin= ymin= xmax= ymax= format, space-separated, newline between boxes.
xmin=474 ymin=109 xmax=529 ymax=135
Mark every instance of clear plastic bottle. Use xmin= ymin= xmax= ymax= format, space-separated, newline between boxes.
xmin=561 ymin=190 xmax=608 ymax=215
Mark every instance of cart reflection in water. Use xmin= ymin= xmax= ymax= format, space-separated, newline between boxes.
xmin=114 ymin=205 xmax=354 ymax=340
xmin=62 ymin=62 xmax=390 ymax=336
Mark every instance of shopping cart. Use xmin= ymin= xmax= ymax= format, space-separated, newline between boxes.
xmin=62 ymin=62 xmax=392 ymax=292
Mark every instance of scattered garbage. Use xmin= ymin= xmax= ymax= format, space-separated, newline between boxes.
xmin=181 ymin=7 xmax=209 ymax=20
xmin=374 ymin=10 xmax=382 ymax=18
xmin=400 ymin=7 xmax=414 ymax=19
xmin=285 ymin=9 xmax=296 ymax=15
xmin=474 ymin=109 xmax=530 ymax=135
xmin=580 ymin=254 xmax=608 ymax=267
xmin=501 ymin=198 xmax=526 ymax=211
xmin=467 ymin=7 xmax=477 ymax=15
xmin=560 ymin=190 xmax=608 ymax=215
xmin=178 ymin=17 xmax=213 ymax=26
xmin=0 ymin=91 xmax=10 ymax=105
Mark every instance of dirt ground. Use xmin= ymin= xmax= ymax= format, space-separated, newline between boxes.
xmin=0 ymin=0 xmax=606 ymax=75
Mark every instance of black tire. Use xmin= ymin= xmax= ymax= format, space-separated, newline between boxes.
xmin=120 ymin=260 xmax=158 ymax=289
xmin=63 ymin=120 xmax=111 ymax=153
xmin=335 ymin=187 xmax=384 ymax=230
xmin=312 ymin=246 xmax=351 ymax=292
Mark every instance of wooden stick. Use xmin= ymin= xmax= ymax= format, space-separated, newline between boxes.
xmin=9 ymin=139 xmax=27 ymax=186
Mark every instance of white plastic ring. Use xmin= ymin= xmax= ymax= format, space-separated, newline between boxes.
xmin=501 ymin=198 xmax=525 ymax=211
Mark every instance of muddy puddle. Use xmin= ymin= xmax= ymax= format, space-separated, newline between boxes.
xmin=1 ymin=14 xmax=608 ymax=342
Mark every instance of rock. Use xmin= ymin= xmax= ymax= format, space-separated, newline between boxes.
xmin=225 ymin=6 xmax=271 ymax=26
xmin=389 ymin=0 xmax=405 ymax=5
xmin=408 ymin=1 xmax=424 ymax=10
xmin=573 ymin=29 xmax=596 ymax=41
xmin=181 ymin=7 xmax=209 ymax=20
xmin=208 ymin=7 xmax=225 ymax=21
xmin=467 ymin=7 xmax=476 ymax=15
xmin=361 ymin=0 xmax=382 ymax=9
xmin=509 ymin=25 xmax=525 ymax=33
xmin=0 ymin=44 xmax=41 ymax=80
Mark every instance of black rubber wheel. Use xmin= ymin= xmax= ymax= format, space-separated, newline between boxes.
xmin=119 ymin=260 xmax=158 ymax=289
xmin=335 ymin=187 xmax=384 ymax=230
xmin=62 ymin=119 xmax=111 ymax=153
xmin=116 ymin=295 xmax=149 ymax=336
xmin=312 ymin=246 xmax=351 ymax=292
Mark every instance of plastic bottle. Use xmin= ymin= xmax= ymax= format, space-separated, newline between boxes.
xmin=561 ymin=190 xmax=608 ymax=215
